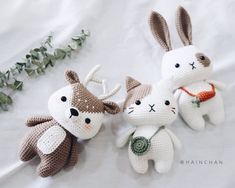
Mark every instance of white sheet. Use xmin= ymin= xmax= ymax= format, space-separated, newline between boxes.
xmin=0 ymin=0 xmax=235 ymax=187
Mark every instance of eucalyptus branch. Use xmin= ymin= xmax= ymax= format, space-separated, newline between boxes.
xmin=0 ymin=30 xmax=90 ymax=111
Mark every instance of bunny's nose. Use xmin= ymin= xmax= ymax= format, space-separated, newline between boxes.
xmin=70 ymin=108 xmax=79 ymax=117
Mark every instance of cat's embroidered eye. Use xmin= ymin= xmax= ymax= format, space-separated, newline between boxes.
xmin=135 ymin=100 xmax=141 ymax=105
xmin=85 ymin=118 xmax=91 ymax=124
xmin=61 ymin=96 xmax=67 ymax=102
xmin=165 ymin=100 xmax=170 ymax=105
xmin=175 ymin=63 xmax=180 ymax=68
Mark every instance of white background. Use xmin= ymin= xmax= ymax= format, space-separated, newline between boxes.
xmin=0 ymin=0 xmax=235 ymax=187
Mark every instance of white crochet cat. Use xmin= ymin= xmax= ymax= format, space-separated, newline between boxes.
xmin=116 ymin=77 xmax=181 ymax=174
xmin=149 ymin=6 xmax=225 ymax=130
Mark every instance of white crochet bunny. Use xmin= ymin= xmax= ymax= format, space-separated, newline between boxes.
xmin=149 ymin=6 xmax=225 ymax=130
xmin=116 ymin=77 xmax=181 ymax=174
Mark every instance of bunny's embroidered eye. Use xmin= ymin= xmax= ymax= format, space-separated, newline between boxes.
xmin=165 ymin=100 xmax=170 ymax=105
xmin=61 ymin=96 xmax=67 ymax=102
xmin=175 ymin=63 xmax=180 ymax=68
xmin=135 ymin=100 xmax=141 ymax=105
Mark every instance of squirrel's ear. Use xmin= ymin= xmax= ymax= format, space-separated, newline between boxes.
xmin=65 ymin=70 xmax=80 ymax=84
xmin=175 ymin=6 xmax=192 ymax=46
xmin=126 ymin=76 xmax=141 ymax=92
xmin=149 ymin=11 xmax=172 ymax=51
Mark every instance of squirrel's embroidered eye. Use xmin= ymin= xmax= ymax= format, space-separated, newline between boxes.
xmin=135 ymin=100 xmax=141 ymax=105
xmin=85 ymin=118 xmax=91 ymax=124
xmin=165 ymin=100 xmax=170 ymax=105
xmin=175 ymin=63 xmax=180 ymax=68
xmin=61 ymin=96 xmax=67 ymax=102
xmin=200 ymin=56 xmax=205 ymax=60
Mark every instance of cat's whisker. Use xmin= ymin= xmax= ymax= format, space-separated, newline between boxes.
xmin=128 ymin=110 xmax=134 ymax=114
xmin=171 ymin=110 xmax=176 ymax=114
xmin=129 ymin=107 xmax=134 ymax=109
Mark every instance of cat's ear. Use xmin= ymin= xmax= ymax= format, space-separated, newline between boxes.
xmin=126 ymin=76 xmax=141 ymax=92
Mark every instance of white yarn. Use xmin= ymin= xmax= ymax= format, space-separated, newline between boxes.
xmin=48 ymin=65 xmax=121 ymax=140
xmin=83 ymin=64 xmax=121 ymax=100
xmin=48 ymin=84 xmax=106 ymax=139
xmin=128 ymin=126 xmax=175 ymax=174
xmin=161 ymin=45 xmax=225 ymax=130
xmin=37 ymin=126 xmax=66 ymax=154
xmin=117 ymin=81 xmax=181 ymax=174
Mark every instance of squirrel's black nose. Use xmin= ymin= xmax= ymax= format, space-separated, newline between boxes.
xmin=70 ymin=108 xmax=79 ymax=116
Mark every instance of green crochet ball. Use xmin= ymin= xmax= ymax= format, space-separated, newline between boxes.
xmin=131 ymin=136 xmax=151 ymax=156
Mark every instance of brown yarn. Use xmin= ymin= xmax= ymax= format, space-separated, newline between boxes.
xmin=175 ymin=6 xmax=192 ymax=46
xmin=72 ymin=83 xmax=105 ymax=113
xmin=123 ymin=84 xmax=152 ymax=109
xmin=19 ymin=118 xmax=79 ymax=177
xmin=26 ymin=116 xmax=53 ymax=127
xmin=196 ymin=53 xmax=211 ymax=67
xmin=19 ymin=69 xmax=120 ymax=177
xmin=149 ymin=11 xmax=172 ymax=51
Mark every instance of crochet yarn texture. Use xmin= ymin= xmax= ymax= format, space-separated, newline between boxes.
xmin=117 ymin=77 xmax=181 ymax=174
xmin=130 ymin=126 xmax=165 ymax=156
xmin=149 ymin=6 xmax=225 ymax=130
xmin=19 ymin=65 xmax=120 ymax=177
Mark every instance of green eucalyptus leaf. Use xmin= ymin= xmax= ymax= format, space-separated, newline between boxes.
xmin=31 ymin=60 xmax=41 ymax=66
xmin=42 ymin=58 xmax=50 ymax=68
xmin=40 ymin=46 xmax=47 ymax=52
xmin=7 ymin=79 xmax=23 ymax=91
xmin=13 ymin=80 xmax=23 ymax=90
xmin=34 ymin=48 xmax=40 ymax=52
xmin=55 ymin=49 xmax=66 ymax=60
xmin=26 ymin=54 xmax=31 ymax=59
xmin=68 ymin=42 xmax=78 ymax=50
xmin=0 ymin=30 xmax=89 ymax=112
xmin=30 ymin=50 xmax=39 ymax=60
xmin=0 ymin=92 xmax=12 ymax=105
xmin=25 ymin=68 xmax=36 ymax=76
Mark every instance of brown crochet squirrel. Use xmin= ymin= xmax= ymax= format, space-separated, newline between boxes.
xmin=19 ymin=65 xmax=120 ymax=177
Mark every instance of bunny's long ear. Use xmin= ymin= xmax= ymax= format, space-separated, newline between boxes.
xmin=149 ymin=11 xmax=172 ymax=52
xmin=176 ymin=6 xmax=192 ymax=46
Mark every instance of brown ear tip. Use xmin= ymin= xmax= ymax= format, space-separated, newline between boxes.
xmin=150 ymin=11 xmax=157 ymax=16
xmin=126 ymin=76 xmax=141 ymax=92
xmin=177 ymin=5 xmax=184 ymax=9
xmin=126 ymin=76 xmax=133 ymax=81
xmin=65 ymin=70 xmax=73 ymax=77
xmin=65 ymin=70 xmax=80 ymax=84
xmin=149 ymin=11 xmax=162 ymax=20
xmin=126 ymin=76 xmax=134 ymax=84
xmin=177 ymin=6 xmax=187 ymax=13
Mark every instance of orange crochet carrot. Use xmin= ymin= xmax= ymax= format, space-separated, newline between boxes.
xmin=180 ymin=84 xmax=216 ymax=107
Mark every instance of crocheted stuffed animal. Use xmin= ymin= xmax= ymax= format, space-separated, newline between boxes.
xmin=116 ymin=77 xmax=181 ymax=174
xmin=19 ymin=65 xmax=120 ymax=177
xmin=149 ymin=6 xmax=225 ymax=130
